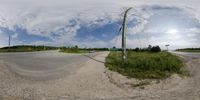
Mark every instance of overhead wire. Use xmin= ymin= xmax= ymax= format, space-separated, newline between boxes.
xmin=113 ymin=26 xmax=122 ymax=47
xmin=77 ymin=8 xmax=150 ymax=49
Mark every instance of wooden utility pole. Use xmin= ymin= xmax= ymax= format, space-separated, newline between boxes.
xmin=8 ymin=34 xmax=11 ymax=47
xmin=122 ymin=7 xmax=132 ymax=65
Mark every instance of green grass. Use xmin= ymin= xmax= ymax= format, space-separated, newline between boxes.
xmin=105 ymin=51 xmax=187 ymax=79
xmin=0 ymin=48 xmax=45 ymax=52
xmin=176 ymin=50 xmax=200 ymax=52
xmin=0 ymin=45 xmax=58 ymax=52
xmin=59 ymin=49 xmax=88 ymax=54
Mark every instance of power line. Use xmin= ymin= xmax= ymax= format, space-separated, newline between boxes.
xmin=113 ymin=26 xmax=122 ymax=47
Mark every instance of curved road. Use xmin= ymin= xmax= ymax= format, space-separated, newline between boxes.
xmin=172 ymin=51 xmax=200 ymax=58
xmin=0 ymin=51 xmax=97 ymax=80
xmin=154 ymin=51 xmax=200 ymax=100
xmin=0 ymin=51 xmax=200 ymax=99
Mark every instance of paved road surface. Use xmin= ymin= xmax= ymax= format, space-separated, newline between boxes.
xmin=0 ymin=50 xmax=97 ymax=80
xmin=171 ymin=51 xmax=200 ymax=58
xmin=0 ymin=51 xmax=200 ymax=100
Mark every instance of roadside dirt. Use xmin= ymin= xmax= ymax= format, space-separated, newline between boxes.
xmin=105 ymin=55 xmax=200 ymax=100
xmin=0 ymin=52 xmax=199 ymax=100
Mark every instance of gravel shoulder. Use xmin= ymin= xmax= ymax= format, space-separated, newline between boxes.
xmin=0 ymin=52 xmax=199 ymax=100
xmin=0 ymin=52 xmax=126 ymax=100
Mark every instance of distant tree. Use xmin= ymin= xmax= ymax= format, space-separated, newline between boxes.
xmin=151 ymin=46 xmax=161 ymax=52
xmin=75 ymin=45 xmax=79 ymax=49
xmin=135 ymin=47 xmax=140 ymax=52
xmin=148 ymin=45 xmax=152 ymax=51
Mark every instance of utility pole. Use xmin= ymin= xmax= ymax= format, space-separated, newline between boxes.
xmin=122 ymin=7 xmax=132 ymax=65
xmin=8 ymin=34 xmax=11 ymax=47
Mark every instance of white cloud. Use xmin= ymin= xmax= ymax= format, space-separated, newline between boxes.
xmin=0 ymin=0 xmax=200 ymax=48
xmin=11 ymin=33 xmax=18 ymax=39
xmin=0 ymin=32 xmax=8 ymax=47
xmin=183 ymin=27 xmax=200 ymax=33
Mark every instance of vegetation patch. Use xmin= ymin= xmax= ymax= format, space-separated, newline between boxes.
xmin=59 ymin=45 xmax=88 ymax=54
xmin=59 ymin=45 xmax=109 ymax=54
xmin=0 ymin=45 xmax=109 ymax=53
xmin=60 ymin=49 xmax=88 ymax=54
xmin=105 ymin=51 xmax=186 ymax=79
xmin=0 ymin=45 xmax=58 ymax=52
xmin=176 ymin=48 xmax=200 ymax=52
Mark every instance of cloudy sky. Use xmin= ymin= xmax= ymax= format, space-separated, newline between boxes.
xmin=0 ymin=0 xmax=200 ymax=49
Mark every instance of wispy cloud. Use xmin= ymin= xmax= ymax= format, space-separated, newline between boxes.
xmin=0 ymin=0 xmax=199 ymax=49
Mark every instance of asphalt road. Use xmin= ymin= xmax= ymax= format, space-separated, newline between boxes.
xmin=172 ymin=51 xmax=200 ymax=58
xmin=0 ymin=51 xmax=200 ymax=99
xmin=0 ymin=50 xmax=97 ymax=80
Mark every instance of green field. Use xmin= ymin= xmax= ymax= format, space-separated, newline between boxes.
xmin=0 ymin=45 xmax=109 ymax=53
xmin=0 ymin=45 xmax=58 ymax=52
xmin=176 ymin=50 xmax=200 ymax=52
xmin=176 ymin=48 xmax=200 ymax=53
xmin=59 ymin=49 xmax=88 ymax=54
xmin=105 ymin=51 xmax=187 ymax=79
xmin=59 ymin=46 xmax=109 ymax=54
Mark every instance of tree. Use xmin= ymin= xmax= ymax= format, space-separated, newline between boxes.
xmin=75 ymin=45 xmax=79 ymax=49
xmin=151 ymin=46 xmax=161 ymax=52
xmin=135 ymin=47 xmax=140 ymax=52
xmin=148 ymin=45 xmax=152 ymax=51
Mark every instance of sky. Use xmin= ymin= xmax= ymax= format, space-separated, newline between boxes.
xmin=0 ymin=0 xmax=200 ymax=50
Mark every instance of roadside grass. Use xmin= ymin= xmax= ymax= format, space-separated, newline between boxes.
xmin=176 ymin=50 xmax=200 ymax=53
xmin=0 ymin=45 xmax=58 ymax=52
xmin=0 ymin=48 xmax=44 ymax=52
xmin=105 ymin=51 xmax=187 ymax=79
xmin=59 ymin=49 xmax=88 ymax=54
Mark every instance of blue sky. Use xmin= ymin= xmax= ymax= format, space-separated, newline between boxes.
xmin=0 ymin=0 xmax=200 ymax=50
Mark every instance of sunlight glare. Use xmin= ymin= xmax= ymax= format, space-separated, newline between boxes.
xmin=167 ymin=29 xmax=178 ymax=35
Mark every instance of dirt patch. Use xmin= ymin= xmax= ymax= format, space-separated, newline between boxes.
xmin=0 ymin=52 xmax=128 ymax=99
xmin=105 ymin=69 xmax=189 ymax=92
